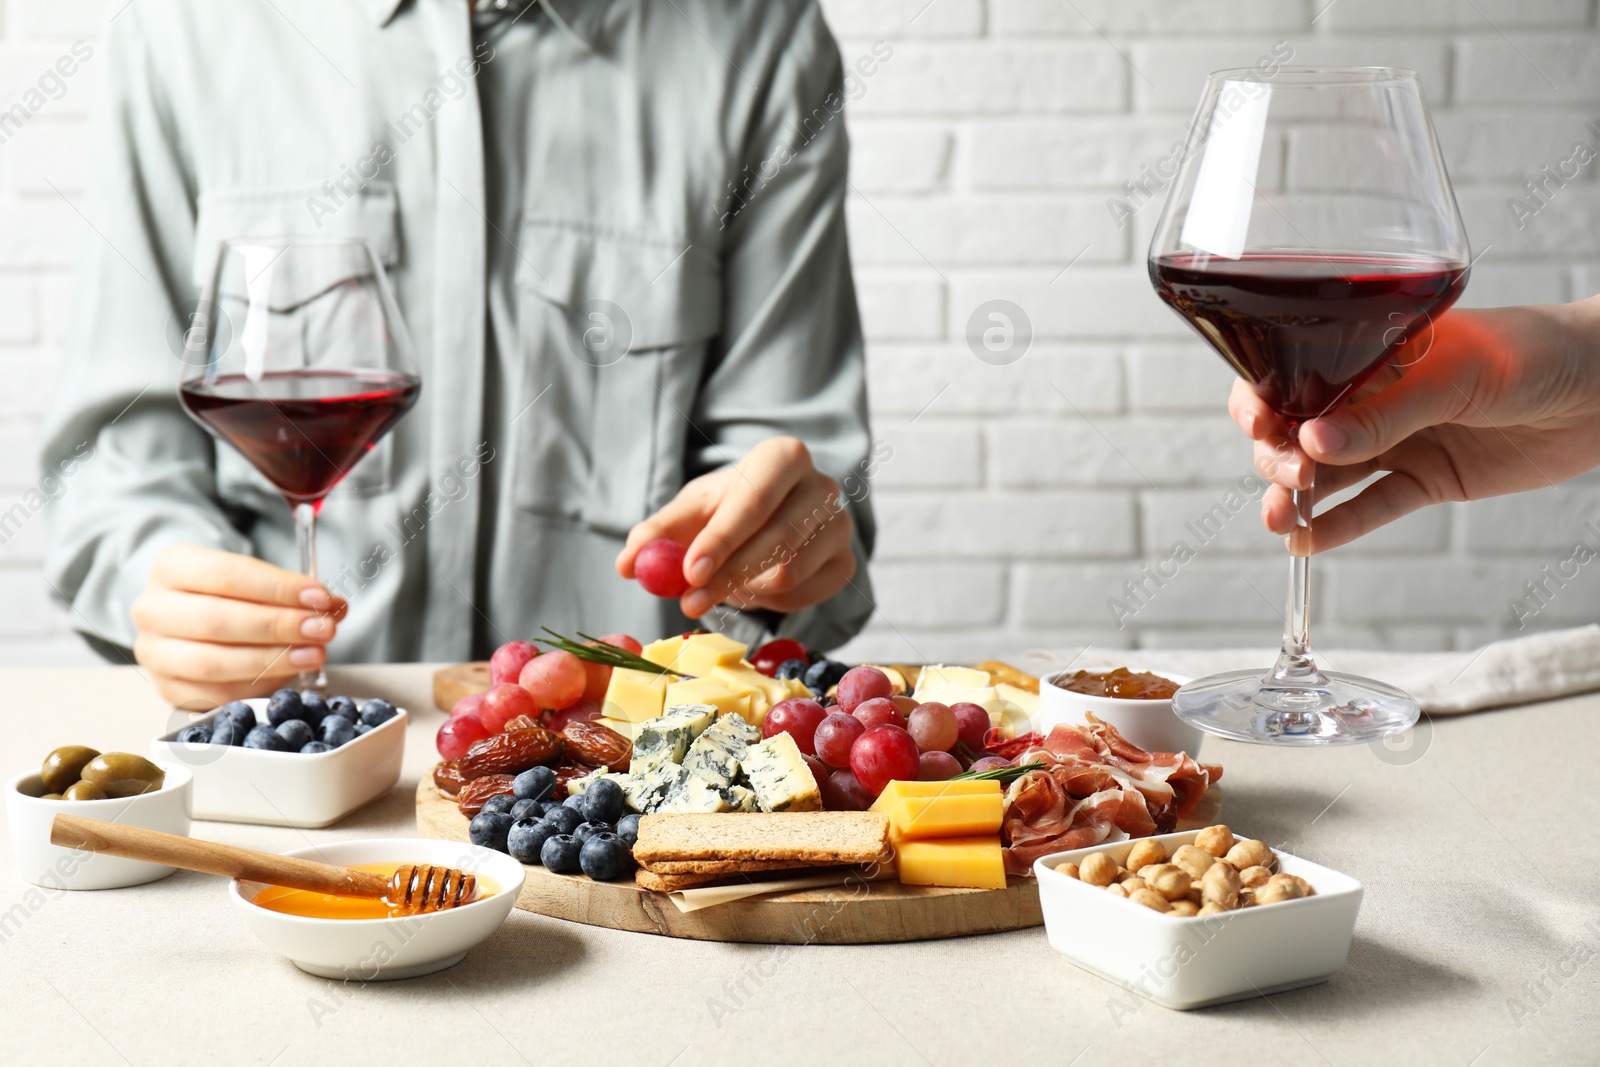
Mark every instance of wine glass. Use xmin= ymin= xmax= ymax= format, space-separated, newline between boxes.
xmin=179 ymin=237 xmax=421 ymax=690
xmin=1147 ymin=67 xmax=1469 ymax=745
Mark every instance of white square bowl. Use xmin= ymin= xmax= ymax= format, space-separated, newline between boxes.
xmin=1034 ymin=829 xmax=1363 ymax=1010
xmin=150 ymin=699 xmax=406 ymax=828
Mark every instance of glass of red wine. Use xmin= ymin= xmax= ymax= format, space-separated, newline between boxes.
xmin=179 ymin=237 xmax=421 ymax=689
xmin=1148 ymin=67 xmax=1469 ymax=745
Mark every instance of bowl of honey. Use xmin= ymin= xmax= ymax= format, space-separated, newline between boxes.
xmin=229 ymin=838 xmax=525 ymax=980
xmin=1039 ymin=667 xmax=1201 ymax=756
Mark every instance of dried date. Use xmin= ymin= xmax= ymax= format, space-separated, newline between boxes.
xmin=563 ymin=720 xmax=632 ymax=771
xmin=432 ymin=759 xmax=466 ymax=796
xmin=551 ymin=762 xmax=596 ymax=801
xmin=456 ymin=774 xmax=515 ymax=817
xmin=457 ymin=726 xmax=564 ymax=780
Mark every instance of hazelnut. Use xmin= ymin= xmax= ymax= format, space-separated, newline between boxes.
xmin=1126 ymin=839 xmax=1168 ymax=872
xmin=1194 ymin=824 xmax=1235 ymax=858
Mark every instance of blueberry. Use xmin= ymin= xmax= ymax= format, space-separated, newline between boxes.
xmin=540 ymin=833 xmax=582 ymax=873
xmin=243 ymin=724 xmax=292 ymax=752
xmin=775 ymin=658 xmax=810 ymax=682
xmin=573 ymin=821 xmax=609 ymax=845
xmin=510 ymin=798 xmax=543 ymax=821
xmin=579 ymin=832 xmax=634 ymax=881
xmin=325 ymin=696 xmax=358 ymax=721
xmin=803 ymin=659 xmax=849 ymax=694
xmin=563 ymin=794 xmax=588 ymax=812
xmin=299 ymin=741 xmax=333 ymax=754
xmin=210 ymin=716 xmax=247 ymax=746
xmin=265 ymin=688 xmax=303 ymax=726
xmin=616 ymin=813 xmax=642 ymax=845
xmin=542 ymin=805 xmax=583 ymax=835
xmin=176 ymin=723 xmax=212 ymax=745
xmin=480 ymin=794 xmax=517 ymax=816
xmin=468 ymin=811 xmax=514 ymax=853
xmin=218 ymin=700 xmax=257 ymax=733
xmin=354 ymin=723 xmax=374 ymax=736
xmin=298 ymin=691 xmax=329 ymax=728
xmin=582 ymin=778 xmax=625 ymax=824
xmin=358 ymin=698 xmax=398 ymax=728
xmin=513 ymin=766 xmax=557 ymax=802
xmin=508 ymin=817 xmax=558 ymax=865
xmin=319 ymin=716 xmax=357 ymax=748
xmin=275 ymin=719 xmax=314 ymax=750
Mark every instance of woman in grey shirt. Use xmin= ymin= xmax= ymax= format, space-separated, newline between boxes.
xmin=42 ymin=0 xmax=878 ymax=708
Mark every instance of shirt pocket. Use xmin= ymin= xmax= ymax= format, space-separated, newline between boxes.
xmin=189 ymin=183 xmax=402 ymax=502
xmin=512 ymin=220 xmax=721 ymax=538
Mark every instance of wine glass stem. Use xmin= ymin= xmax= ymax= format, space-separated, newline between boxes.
xmin=294 ymin=501 xmax=328 ymax=691
xmin=1266 ymin=470 xmax=1327 ymax=691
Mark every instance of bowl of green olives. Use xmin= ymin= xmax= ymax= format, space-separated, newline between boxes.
xmin=7 ymin=748 xmax=192 ymax=890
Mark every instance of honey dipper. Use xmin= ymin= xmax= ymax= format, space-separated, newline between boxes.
xmin=50 ymin=814 xmax=478 ymax=913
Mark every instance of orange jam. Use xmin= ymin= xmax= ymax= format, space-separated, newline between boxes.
xmin=1054 ymin=668 xmax=1180 ymax=700
xmin=251 ymin=862 xmax=497 ymax=919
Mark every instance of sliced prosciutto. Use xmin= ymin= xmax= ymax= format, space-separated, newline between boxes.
xmin=1001 ymin=713 xmax=1220 ymax=874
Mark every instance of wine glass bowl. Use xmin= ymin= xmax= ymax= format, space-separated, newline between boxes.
xmin=179 ymin=237 xmax=420 ymax=690
xmin=1147 ymin=67 xmax=1469 ymax=745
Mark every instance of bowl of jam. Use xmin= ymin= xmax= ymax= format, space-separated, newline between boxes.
xmin=1039 ymin=667 xmax=1201 ymax=756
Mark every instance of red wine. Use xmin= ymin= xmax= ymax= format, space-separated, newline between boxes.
xmin=1151 ymin=252 xmax=1468 ymax=424
xmin=180 ymin=369 xmax=421 ymax=505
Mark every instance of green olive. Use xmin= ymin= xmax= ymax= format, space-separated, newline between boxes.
xmin=40 ymin=745 xmax=101 ymax=794
xmin=63 ymin=780 xmax=108 ymax=802
xmin=40 ymin=792 xmax=63 ymax=801
xmin=79 ymin=753 xmax=165 ymax=798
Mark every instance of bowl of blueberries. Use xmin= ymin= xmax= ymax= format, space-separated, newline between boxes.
xmin=469 ymin=768 xmax=638 ymax=882
xmin=150 ymin=690 xmax=406 ymax=828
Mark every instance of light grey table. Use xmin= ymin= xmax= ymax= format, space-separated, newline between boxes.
xmin=2 ymin=664 xmax=1596 ymax=1066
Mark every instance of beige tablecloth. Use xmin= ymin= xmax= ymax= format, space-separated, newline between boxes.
xmin=2 ymin=664 xmax=1597 ymax=1066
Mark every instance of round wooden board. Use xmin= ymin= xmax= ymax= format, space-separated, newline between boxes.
xmin=434 ymin=661 xmax=490 ymax=712
xmin=416 ymin=780 xmax=1043 ymax=944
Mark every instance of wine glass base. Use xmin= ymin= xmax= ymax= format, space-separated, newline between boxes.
xmin=298 ymin=668 xmax=328 ymax=693
xmin=1172 ymin=669 xmax=1420 ymax=746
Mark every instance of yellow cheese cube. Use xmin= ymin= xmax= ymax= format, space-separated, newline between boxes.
xmin=597 ymin=717 xmax=639 ymax=741
xmin=641 ymin=636 xmax=686 ymax=669
xmin=664 ymin=675 xmax=753 ymax=722
xmin=675 ymin=632 xmax=748 ymax=677
xmin=710 ymin=663 xmax=790 ymax=723
xmin=895 ymin=835 xmax=1007 ymax=891
xmin=783 ymin=677 xmax=813 ymax=700
xmin=995 ymin=683 xmax=1038 ymax=716
xmin=601 ymin=667 xmax=670 ymax=723
xmin=887 ymin=793 xmax=1004 ymax=841
xmin=869 ymin=778 xmax=1001 ymax=815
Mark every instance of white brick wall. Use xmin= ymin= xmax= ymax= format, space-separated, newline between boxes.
xmin=3 ymin=0 xmax=1599 ymax=669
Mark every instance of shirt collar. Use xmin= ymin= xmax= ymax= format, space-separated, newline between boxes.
xmin=365 ymin=0 xmax=603 ymax=49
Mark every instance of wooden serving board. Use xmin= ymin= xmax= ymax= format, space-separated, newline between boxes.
xmin=435 ymin=662 xmax=490 ymax=712
xmin=416 ymin=780 xmax=1044 ymax=944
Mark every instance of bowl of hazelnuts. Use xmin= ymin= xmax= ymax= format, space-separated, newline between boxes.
xmin=1034 ymin=824 xmax=1363 ymax=1011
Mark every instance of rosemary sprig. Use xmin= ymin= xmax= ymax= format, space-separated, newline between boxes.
xmin=949 ymin=760 xmax=1045 ymax=783
xmin=535 ymin=627 xmax=687 ymax=677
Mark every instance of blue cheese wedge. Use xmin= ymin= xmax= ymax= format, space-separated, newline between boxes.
xmin=740 ymin=732 xmax=823 ymax=813
xmin=682 ymin=713 xmax=759 ymax=788
xmin=724 ymin=784 xmax=760 ymax=812
xmin=654 ymin=774 xmax=734 ymax=814
xmin=636 ymin=763 xmax=689 ymax=814
xmin=629 ymin=704 xmax=716 ymax=775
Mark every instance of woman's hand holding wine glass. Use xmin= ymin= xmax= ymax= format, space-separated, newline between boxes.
xmin=1233 ymin=299 xmax=1600 ymax=555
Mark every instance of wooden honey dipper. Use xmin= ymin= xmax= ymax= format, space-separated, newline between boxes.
xmin=51 ymin=814 xmax=479 ymax=914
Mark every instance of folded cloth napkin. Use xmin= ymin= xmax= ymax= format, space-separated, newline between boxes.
xmin=1018 ymin=624 xmax=1600 ymax=715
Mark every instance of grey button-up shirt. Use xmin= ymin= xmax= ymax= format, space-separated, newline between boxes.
xmin=42 ymin=0 xmax=876 ymax=663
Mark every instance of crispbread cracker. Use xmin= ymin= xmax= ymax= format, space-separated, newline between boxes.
xmin=636 ymin=864 xmax=871 ymax=894
xmin=633 ymin=811 xmax=891 ymax=866
xmin=975 ymin=660 xmax=1039 ymax=694
xmin=642 ymin=858 xmax=810 ymax=876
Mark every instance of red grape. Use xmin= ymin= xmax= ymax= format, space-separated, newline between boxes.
xmin=546 ymin=699 xmax=603 ymax=732
xmin=450 ymin=691 xmax=487 ymax=720
xmin=436 ymin=713 xmax=489 ymax=759
xmin=849 ymin=724 xmax=920 ymax=796
xmin=820 ymin=768 xmax=874 ymax=811
xmin=479 ymin=683 xmax=540 ymax=733
xmin=813 ymin=711 xmax=865 ymax=768
xmin=580 ymin=659 xmax=613 ymax=704
xmin=852 ymin=697 xmax=904 ymax=731
xmin=908 ymin=702 xmax=958 ymax=753
xmin=951 ymin=702 xmax=992 ymax=753
xmin=917 ymin=751 xmax=962 ymax=781
xmin=835 ymin=666 xmax=893 ymax=713
xmin=635 ymin=539 xmax=690 ymax=598
xmin=519 ymin=650 xmax=587 ymax=710
xmin=488 ymin=640 xmax=539 ymax=686
xmin=763 ymin=697 xmax=827 ymax=755
xmin=969 ymin=755 xmax=1011 ymax=774
xmin=890 ymin=695 xmax=918 ymax=716
xmin=750 ymin=638 xmax=808 ymax=677
xmin=596 ymin=632 xmax=643 ymax=655
xmin=802 ymin=753 xmax=829 ymax=785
